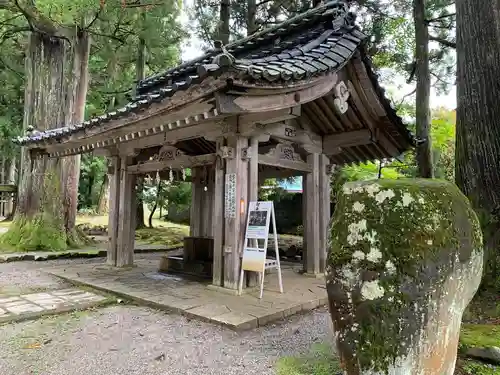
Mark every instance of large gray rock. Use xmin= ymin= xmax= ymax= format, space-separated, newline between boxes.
xmin=466 ymin=347 xmax=500 ymax=364
xmin=326 ymin=179 xmax=484 ymax=375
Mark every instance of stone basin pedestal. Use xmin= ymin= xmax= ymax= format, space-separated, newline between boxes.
xmin=326 ymin=179 xmax=484 ymax=375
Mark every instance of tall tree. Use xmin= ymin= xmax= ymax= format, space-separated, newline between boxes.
xmin=413 ymin=0 xmax=433 ymax=177
xmin=0 ymin=0 xmax=94 ymax=250
xmin=455 ymin=0 xmax=500 ymax=288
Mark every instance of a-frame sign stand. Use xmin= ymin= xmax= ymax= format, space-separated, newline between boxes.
xmin=238 ymin=201 xmax=283 ymax=298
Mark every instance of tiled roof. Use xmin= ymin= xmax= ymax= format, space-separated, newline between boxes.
xmin=16 ymin=1 xmax=411 ymax=148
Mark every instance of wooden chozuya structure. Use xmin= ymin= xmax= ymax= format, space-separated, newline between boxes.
xmin=16 ymin=1 xmax=413 ymax=291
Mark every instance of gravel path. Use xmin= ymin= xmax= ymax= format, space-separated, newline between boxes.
xmin=0 ymin=255 xmax=335 ymax=375
xmin=0 ymin=305 xmax=333 ymax=375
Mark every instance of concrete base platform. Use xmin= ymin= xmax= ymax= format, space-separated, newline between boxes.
xmin=45 ymin=257 xmax=327 ymax=330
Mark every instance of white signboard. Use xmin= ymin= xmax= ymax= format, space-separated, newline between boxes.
xmin=241 ymin=201 xmax=272 ymax=272
xmin=224 ymin=173 xmax=236 ymax=218
xmin=239 ymin=201 xmax=283 ymax=298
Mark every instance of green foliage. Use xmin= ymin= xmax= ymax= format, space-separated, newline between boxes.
xmin=79 ymin=155 xmax=107 ymax=208
xmin=461 ymin=360 xmax=500 ymax=375
xmin=460 ymin=324 xmax=500 ymax=349
xmin=275 ymin=344 xmax=341 ymax=375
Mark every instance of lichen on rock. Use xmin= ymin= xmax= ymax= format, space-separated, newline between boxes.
xmin=326 ymin=179 xmax=484 ymax=375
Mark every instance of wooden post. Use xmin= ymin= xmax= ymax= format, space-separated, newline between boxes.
xmin=190 ymin=167 xmax=203 ymax=236
xmin=201 ymin=167 xmax=214 ymax=237
xmin=212 ymin=139 xmax=225 ymax=286
xmin=223 ymin=136 xmax=249 ymax=290
xmin=305 ymin=153 xmax=320 ymax=274
xmin=302 ymin=176 xmax=308 ymax=272
xmin=107 ymin=156 xmax=121 ymax=266
xmin=116 ymin=157 xmax=135 ymax=267
xmin=247 ymin=136 xmax=260 ymax=287
xmin=319 ymin=155 xmax=331 ymax=273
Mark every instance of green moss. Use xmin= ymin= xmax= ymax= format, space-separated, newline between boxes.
xmin=135 ymin=227 xmax=188 ymax=247
xmin=0 ymin=170 xmax=91 ymax=252
xmin=275 ymin=344 xmax=341 ymax=375
xmin=1 ymin=214 xmax=67 ymax=252
xmin=328 ymin=179 xmax=483 ymax=372
xmin=460 ymin=324 xmax=500 ymax=349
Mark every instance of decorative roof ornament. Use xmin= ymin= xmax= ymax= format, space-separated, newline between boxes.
xmin=212 ymin=40 xmax=236 ymax=67
xmin=333 ymin=81 xmax=350 ymax=114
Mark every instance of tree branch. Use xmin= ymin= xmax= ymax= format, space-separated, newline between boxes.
xmin=397 ymin=87 xmax=417 ymax=107
xmin=429 ymin=35 xmax=456 ymax=48
xmin=426 ymin=13 xmax=455 ymax=23
xmin=87 ymin=29 xmax=126 ymax=45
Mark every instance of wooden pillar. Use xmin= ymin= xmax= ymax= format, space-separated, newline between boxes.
xmin=246 ymin=136 xmax=260 ymax=287
xmin=319 ymin=155 xmax=331 ymax=273
xmin=212 ymin=139 xmax=225 ymax=286
xmin=201 ymin=167 xmax=214 ymax=237
xmin=302 ymin=175 xmax=308 ymax=272
xmin=190 ymin=167 xmax=203 ymax=237
xmin=223 ymin=136 xmax=249 ymax=289
xmin=116 ymin=157 xmax=136 ymax=267
xmin=107 ymin=156 xmax=121 ymax=266
xmin=305 ymin=153 xmax=320 ymax=274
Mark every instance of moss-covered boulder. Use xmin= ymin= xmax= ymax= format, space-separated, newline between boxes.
xmin=326 ymin=179 xmax=484 ymax=375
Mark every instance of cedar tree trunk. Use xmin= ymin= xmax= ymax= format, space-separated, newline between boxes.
xmin=3 ymin=30 xmax=91 ymax=251
xmin=413 ymin=0 xmax=433 ymax=178
xmin=218 ymin=0 xmax=230 ymax=44
xmin=456 ymin=0 xmax=500 ymax=288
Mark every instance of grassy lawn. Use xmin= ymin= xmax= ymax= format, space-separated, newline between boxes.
xmin=276 ymin=344 xmax=341 ymax=375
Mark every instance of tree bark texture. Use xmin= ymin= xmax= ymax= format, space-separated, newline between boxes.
xmin=247 ymin=0 xmax=257 ymax=35
xmin=135 ymin=32 xmax=147 ymax=230
xmin=413 ymin=0 xmax=434 ymax=178
xmin=5 ymin=30 xmax=91 ymax=250
xmin=456 ymin=0 xmax=500 ymax=288
xmin=218 ymin=0 xmax=231 ymax=45
xmin=97 ymin=173 xmax=110 ymax=214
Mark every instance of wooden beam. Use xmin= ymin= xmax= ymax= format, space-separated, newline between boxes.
xmin=127 ymin=153 xmax=216 ymax=174
xmin=45 ymin=107 xmax=225 ymax=158
xmin=258 ymin=154 xmax=312 ymax=172
xmin=322 ymin=129 xmax=376 ymax=155
xmin=258 ymin=143 xmax=312 ymax=172
xmin=216 ymin=73 xmax=338 ymax=113
xmin=240 ymin=119 xmax=322 ymax=153
xmin=212 ymin=138 xmax=225 ymax=287
xmin=237 ymin=107 xmax=301 ymax=128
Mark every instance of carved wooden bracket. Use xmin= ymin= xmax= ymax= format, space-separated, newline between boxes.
xmin=333 ymin=81 xmax=350 ymax=115
xmin=153 ymin=145 xmax=183 ymax=161
xmin=219 ymin=146 xmax=234 ymax=159
xmin=241 ymin=147 xmax=251 ymax=161
xmin=265 ymin=143 xmax=304 ymax=162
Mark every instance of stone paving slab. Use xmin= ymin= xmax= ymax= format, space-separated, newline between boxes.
xmin=45 ymin=257 xmax=328 ymax=330
xmin=0 ymin=243 xmax=179 ymax=263
xmin=0 ymin=288 xmax=110 ymax=324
